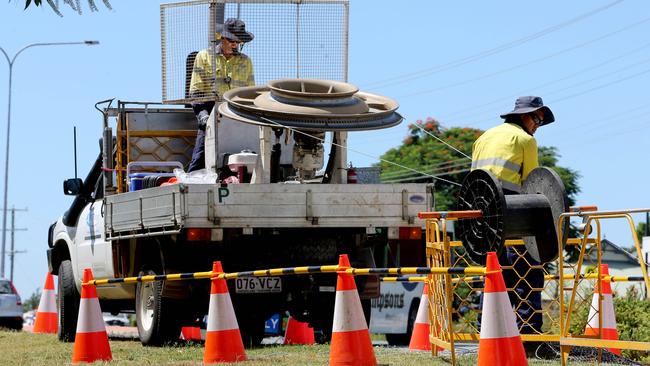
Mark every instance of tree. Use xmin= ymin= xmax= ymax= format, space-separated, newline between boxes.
xmin=377 ymin=117 xmax=581 ymax=209
xmin=22 ymin=288 xmax=41 ymax=312
xmin=638 ymin=221 xmax=649 ymax=242
xmin=18 ymin=0 xmax=112 ymax=16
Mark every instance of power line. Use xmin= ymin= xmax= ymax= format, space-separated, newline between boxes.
xmin=412 ymin=124 xmax=472 ymax=159
xmin=360 ymin=0 xmax=624 ymax=90
xmin=450 ymin=63 xmax=650 ymax=128
xmin=552 ymin=104 xmax=650 ymax=135
xmin=256 ymin=116 xmax=463 ymax=186
xmin=379 ymin=156 xmax=468 ymax=175
xmin=397 ymin=16 xmax=650 ymax=100
xmin=383 ymin=168 xmax=472 ymax=184
xmin=553 ymin=115 xmax=650 ymax=143
xmin=380 ymin=159 xmax=471 ymax=180
xmin=436 ymin=42 xmax=650 ymax=123
xmin=549 ymin=67 xmax=650 ymax=104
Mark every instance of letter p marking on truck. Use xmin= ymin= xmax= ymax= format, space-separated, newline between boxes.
xmin=218 ymin=187 xmax=230 ymax=203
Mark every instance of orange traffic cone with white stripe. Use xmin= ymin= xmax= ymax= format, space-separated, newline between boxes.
xmin=71 ymin=268 xmax=112 ymax=364
xmin=33 ymin=272 xmax=58 ymax=334
xmin=477 ymin=252 xmax=527 ymax=366
xmin=329 ymin=254 xmax=376 ymax=366
xmin=203 ymin=261 xmax=247 ymax=364
xmin=181 ymin=326 xmax=203 ymax=341
xmin=584 ymin=264 xmax=620 ymax=355
xmin=284 ymin=316 xmax=315 ymax=345
xmin=409 ymin=282 xmax=431 ymax=351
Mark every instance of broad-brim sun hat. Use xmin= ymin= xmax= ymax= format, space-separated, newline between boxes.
xmin=500 ymin=96 xmax=555 ymax=126
xmin=219 ymin=18 xmax=254 ymax=43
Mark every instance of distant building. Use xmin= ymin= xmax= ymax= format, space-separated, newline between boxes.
xmin=542 ymin=238 xmax=647 ymax=302
xmin=583 ymin=239 xmax=647 ymax=296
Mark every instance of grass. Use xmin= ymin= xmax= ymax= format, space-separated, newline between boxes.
xmin=0 ymin=329 xmax=622 ymax=365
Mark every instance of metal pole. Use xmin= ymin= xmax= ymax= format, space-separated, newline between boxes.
xmin=9 ymin=207 xmax=13 ymax=282
xmin=74 ymin=126 xmax=78 ymax=178
xmin=3 ymin=206 xmax=27 ymax=282
xmin=0 ymin=52 xmax=11 ymax=278
xmin=0 ymin=41 xmax=99 ymax=277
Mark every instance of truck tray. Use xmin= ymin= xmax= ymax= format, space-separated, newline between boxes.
xmin=105 ymin=183 xmax=433 ymax=239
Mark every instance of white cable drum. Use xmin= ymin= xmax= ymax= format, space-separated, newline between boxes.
xmin=219 ymin=79 xmax=402 ymax=132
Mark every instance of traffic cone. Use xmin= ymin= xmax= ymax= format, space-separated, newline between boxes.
xmin=284 ymin=316 xmax=315 ymax=345
xmin=584 ymin=264 xmax=620 ymax=355
xmin=203 ymin=261 xmax=247 ymax=364
xmin=181 ymin=326 xmax=203 ymax=341
xmin=32 ymin=272 xmax=58 ymax=334
xmin=71 ymin=268 xmax=112 ymax=364
xmin=329 ymin=254 xmax=376 ymax=366
xmin=409 ymin=282 xmax=431 ymax=351
xmin=477 ymin=252 xmax=527 ymax=366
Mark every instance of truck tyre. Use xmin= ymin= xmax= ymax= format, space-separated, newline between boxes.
xmin=136 ymin=269 xmax=182 ymax=346
xmin=57 ymin=259 xmax=80 ymax=342
xmin=239 ymin=317 xmax=265 ymax=348
xmin=385 ymin=299 xmax=419 ymax=346
xmin=7 ymin=318 xmax=23 ymax=331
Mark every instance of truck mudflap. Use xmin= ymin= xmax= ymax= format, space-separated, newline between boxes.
xmin=105 ymin=183 xmax=433 ymax=240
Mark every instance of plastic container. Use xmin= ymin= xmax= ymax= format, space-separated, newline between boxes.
xmin=128 ymin=172 xmax=176 ymax=191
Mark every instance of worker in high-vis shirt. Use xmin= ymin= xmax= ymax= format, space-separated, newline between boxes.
xmin=471 ymin=96 xmax=554 ymax=193
xmin=187 ymin=18 xmax=255 ymax=172
xmin=473 ymin=96 xmax=555 ymax=346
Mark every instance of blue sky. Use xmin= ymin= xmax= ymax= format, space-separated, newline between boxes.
xmin=0 ymin=0 xmax=648 ymax=298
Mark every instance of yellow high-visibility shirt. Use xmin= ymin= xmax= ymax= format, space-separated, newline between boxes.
xmin=471 ymin=122 xmax=538 ymax=192
xmin=189 ymin=47 xmax=255 ymax=100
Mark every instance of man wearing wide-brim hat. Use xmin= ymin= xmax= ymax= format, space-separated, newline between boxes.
xmin=188 ymin=18 xmax=255 ymax=172
xmin=472 ymin=96 xmax=555 ymax=354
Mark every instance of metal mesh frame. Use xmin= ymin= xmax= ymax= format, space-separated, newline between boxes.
xmin=422 ymin=217 xmax=633 ymax=361
xmin=113 ymin=105 xmax=198 ymax=193
xmin=160 ymin=0 xmax=349 ymax=104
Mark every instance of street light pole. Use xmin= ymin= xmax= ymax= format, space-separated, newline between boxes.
xmin=0 ymin=40 xmax=99 ymax=278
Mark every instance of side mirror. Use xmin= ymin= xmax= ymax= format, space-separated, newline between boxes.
xmin=63 ymin=178 xmax=84 ymax=195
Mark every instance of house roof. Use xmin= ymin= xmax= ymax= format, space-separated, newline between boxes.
xmin=585 ymin=238 xmax=641 ymax=265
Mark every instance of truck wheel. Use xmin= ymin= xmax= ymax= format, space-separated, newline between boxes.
xmin=385 ymin=299 xmax=419 ymax=346
xmin=314 ymin=326 xmax=332 ymax=344
xmin=57 ymin=259 xmax=80 ymax=342
xmin=361 ymin=298 xmax=372 ymax=327
xmin=239 ymin=317 xmax=265 ymax=348
xmin=136 ymin=269 xmax=182 ymax=346
xmin=8 ymin=318 xmax=23 ymax=331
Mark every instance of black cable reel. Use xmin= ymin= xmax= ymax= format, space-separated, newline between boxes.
xmin=456 ymin=167 xmax=569 ymax=265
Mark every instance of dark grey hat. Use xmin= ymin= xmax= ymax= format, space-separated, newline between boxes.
xmin=219 ymin=18 xmax=254 ymax=43
xmin=500 ymin=96 xmax=555 ymax=126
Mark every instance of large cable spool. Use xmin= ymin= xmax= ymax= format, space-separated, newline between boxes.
xmin=218 ymin=78 xmax=403 ymax=131
xmin=456 ymin=167 xmax=569 ymax=265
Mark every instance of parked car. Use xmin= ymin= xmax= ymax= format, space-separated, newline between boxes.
xmin=0 ymin=278 xmax=23 ymax=330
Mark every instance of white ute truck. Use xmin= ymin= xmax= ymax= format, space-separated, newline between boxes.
xmin=47 ymin=0 xmax=433 ymax=346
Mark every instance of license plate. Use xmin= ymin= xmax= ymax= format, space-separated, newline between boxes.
xmin=235 ymin=277 xmax=282 ymax=294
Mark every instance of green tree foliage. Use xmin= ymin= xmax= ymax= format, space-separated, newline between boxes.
xmin=637 ymin=221 xmax=649 ymax=242
xmin=22 ymin=288 xmax=41 ymax=312
xmin=377 ymin=117 xmax=581 ymax=209
xmin=568 ymin=286 xmax=650 ymax=362
xmin=19 ymin=0 xmax=112 ymax=16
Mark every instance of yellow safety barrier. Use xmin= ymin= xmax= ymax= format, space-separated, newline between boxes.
xmin=421 ymin=206 xmax=650 ymax=366
xmin=557 ymin=208 xmax=650 ymax=365
xmin=85 ymin=265 xmax=484 ymax=287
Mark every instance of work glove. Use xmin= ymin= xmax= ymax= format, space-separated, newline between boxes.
xmin=197 ymin=110 xmax=210 ymax=130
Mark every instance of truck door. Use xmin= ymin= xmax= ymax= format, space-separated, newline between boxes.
xmin=74 ymin=193 xmax=113 ymax=280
